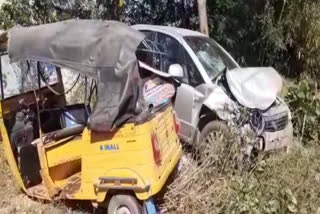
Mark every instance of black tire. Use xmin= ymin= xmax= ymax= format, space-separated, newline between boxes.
xmin=200 ymin=120 xmax=229 ymax=143
xmin=199 ymin=120 xmax=250 ymax=170
xmin=107 ymin=194 xmax=142 ymax=214
xmin=193 ymin=120 xmax=230 ymax=161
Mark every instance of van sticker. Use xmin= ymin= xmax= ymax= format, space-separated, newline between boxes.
xmin=100 ymin=144 xmax=119 ymax=151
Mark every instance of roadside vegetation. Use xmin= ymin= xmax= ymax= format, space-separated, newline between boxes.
xmin=160 ymin=79 xmax=320 ymax=213
xmin=161 ymin=142 xmax=320 ymax=213
xmin=161 ymin=131 xmax=320 ymax=213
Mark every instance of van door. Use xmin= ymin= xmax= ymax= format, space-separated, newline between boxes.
xmin=137 ymin=31 xmax=206 ymax=142
xmin=173 ymin=83 xmax=204 ymax=142
xmin=156 ymin=33 xmax=206 ymax=142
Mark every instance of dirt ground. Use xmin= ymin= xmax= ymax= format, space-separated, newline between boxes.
xmin=0 ymin=144 xmax=92 ymax=214
xmin=2 ymin=140 xmax=320 ymax=214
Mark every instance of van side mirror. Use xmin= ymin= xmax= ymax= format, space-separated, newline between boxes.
xmin=168 ymin=64 xmax=184 ymax=78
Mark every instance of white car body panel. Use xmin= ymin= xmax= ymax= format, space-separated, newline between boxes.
xmin=133 ymin=24 xmax=293 ymax=151
xmin=202 ymin=85 xmax=238 ymax=121
xmin=226 ymin=67 xmax=283 ymax=110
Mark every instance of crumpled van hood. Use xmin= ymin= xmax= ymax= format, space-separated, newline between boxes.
xmin=226 ymin=67 xmax=282 ymax=110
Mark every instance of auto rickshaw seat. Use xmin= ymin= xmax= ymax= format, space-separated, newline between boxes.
xmin=29 ymin=125 xmax=85 ymax=147
xmin=50 ymin=125 xmax=85 ymax=142
xmin=28 ymin=104 xmax=89 ymax=147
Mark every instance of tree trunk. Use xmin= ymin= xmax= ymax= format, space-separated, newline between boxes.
xmin=0 ymin=31 xmax=8 ymax=52
xmin=197 ymin=0 xmax=208 ymax=35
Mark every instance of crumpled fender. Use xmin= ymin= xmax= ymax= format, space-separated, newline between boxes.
xmin=197 ymin=84 xmax=238 ymax=121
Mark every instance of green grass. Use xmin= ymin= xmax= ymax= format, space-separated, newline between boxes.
xmin=161 ymin=141 xmax=320 ymax=214
xmin=224 ymin=144 xmax=320 ymax=214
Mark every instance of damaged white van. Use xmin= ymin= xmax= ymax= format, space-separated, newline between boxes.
xmin=134 ymin=24 xmax=293 ymax=153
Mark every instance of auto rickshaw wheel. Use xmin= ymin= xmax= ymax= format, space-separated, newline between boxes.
xmin=107 ymin=194 xmax=142 ymax=214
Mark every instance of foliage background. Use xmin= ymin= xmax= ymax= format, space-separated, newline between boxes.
xmin=1 ymin=0 xmax=319 ymax=80
xmin=2 ymin=0 xmax=319 ymax=145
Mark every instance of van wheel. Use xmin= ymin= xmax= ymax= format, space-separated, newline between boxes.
xmin=107 ymin=194 xmax=142 ymax=214
xmin=191 ymin=120 xmax=230 ymax=160
xmin=199 ymin=121 xmax=252 ymax=170
xmin=200 ymin=120 xmax=229 ymax=144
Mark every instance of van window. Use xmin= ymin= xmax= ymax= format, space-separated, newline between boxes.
xmin=156 ymin=33 xmax=184 ymax=73
xmin=137 ymin=31 xmax=185 ymax=73
xmin=183 ymin=51 xmax=204 ymax=87
xmin=136 ymin=31 xmax=164 ymax=70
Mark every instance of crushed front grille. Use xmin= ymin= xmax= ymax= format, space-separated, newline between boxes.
xmin=264 ymin=112 xmax=288 ymax=132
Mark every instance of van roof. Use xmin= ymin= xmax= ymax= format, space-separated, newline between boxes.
xmin=132 ymin=24 xmax=206 ymax=38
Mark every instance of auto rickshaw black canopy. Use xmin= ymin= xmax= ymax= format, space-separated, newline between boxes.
xmin=5 ymin=19 xmax=149 ymax=132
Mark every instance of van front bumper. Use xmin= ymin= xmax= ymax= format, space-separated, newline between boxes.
xmin=262 ymin=120 xmax=293 ymax=151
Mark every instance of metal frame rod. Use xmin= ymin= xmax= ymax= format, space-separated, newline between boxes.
xmin=0 ymin=56 xmax=4 ymax=99
xmin=37 ymin=61 xmax=41 ymax=89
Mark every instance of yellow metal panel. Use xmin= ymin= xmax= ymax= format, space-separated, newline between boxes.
xmin=118 ymin=0 xmax=124 ymax=7
xmin=0 ymin=118 xmax=26 ymax=192
xmin=37 ymin=142 xmax=60 ymax=197
xmin=0 ymin=103 xmax=26 ymax=191
xmin=45 ymin=138 xmax=83 ymax=168
xmin=75 ymin=105 xmax=182 ymax=201
xmin=2 ymin=103 xmax=182 ymax=202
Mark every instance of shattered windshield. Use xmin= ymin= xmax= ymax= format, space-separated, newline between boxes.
xmin=184 ymin=36 xmax=238 ymax=80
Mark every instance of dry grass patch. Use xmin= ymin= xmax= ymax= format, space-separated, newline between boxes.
xmin=0 ymin=144 xmax=90 ymax=214
xmin=161 ymin=135 xmax=320 ymax=214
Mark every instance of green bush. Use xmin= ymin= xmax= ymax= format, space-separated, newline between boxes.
xmin=225 ymin=145 xmax=320 ymax=214
xmin=285 ymin=80 xmax=320 ymax=144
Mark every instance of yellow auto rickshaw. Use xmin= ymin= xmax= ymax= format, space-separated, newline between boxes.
xmin=0 ymin=19 xmax=182 ymax=214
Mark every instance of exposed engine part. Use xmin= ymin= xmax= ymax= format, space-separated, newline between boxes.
xmin=249 ymin=100 xmax=289 ymax=134
xmin=250 ymin=110 xmax=265 ymax=136
xmin=254 ymin=137 xmax=265 ymax=151
xmin=228 ymin=99 xmax=290 ymax=154
xmin=247 ymin=99 xmax=291 ymax=151
xmin=214 ymin=87 xmax=291 ymax=154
